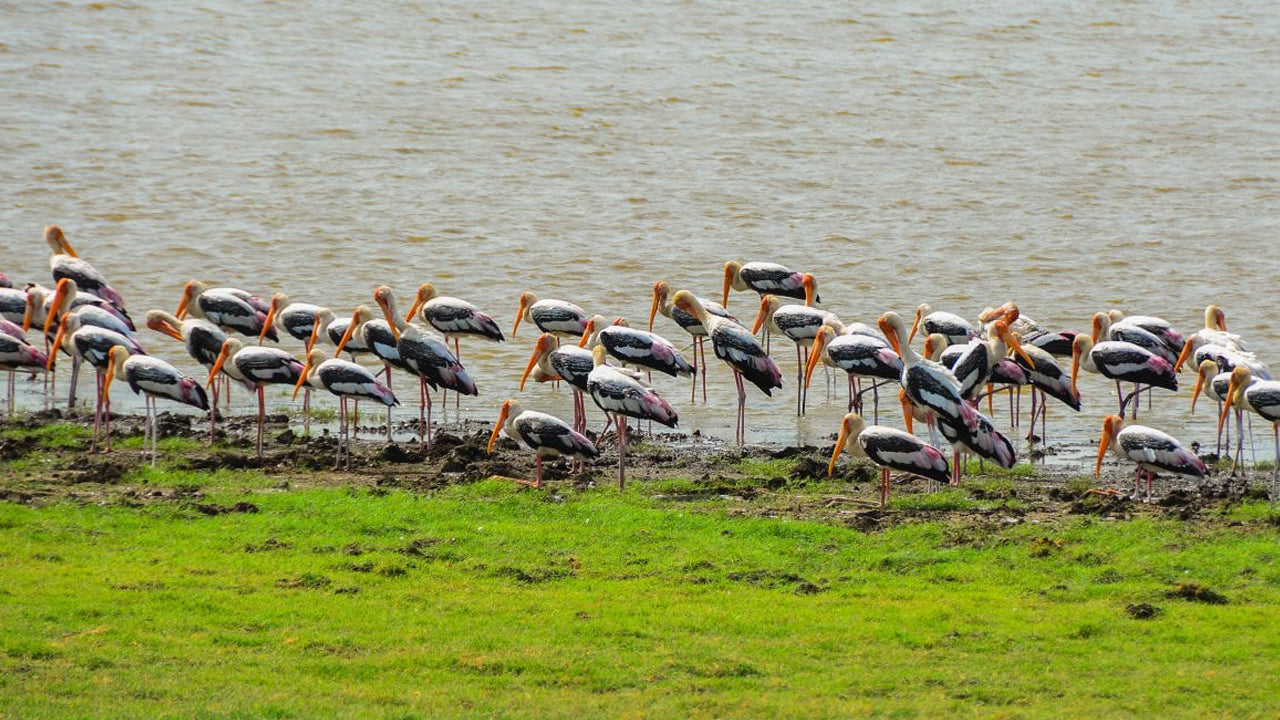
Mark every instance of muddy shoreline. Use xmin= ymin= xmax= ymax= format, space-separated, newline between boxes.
xmin=0 ymin=409 xmax=1272 ymax=533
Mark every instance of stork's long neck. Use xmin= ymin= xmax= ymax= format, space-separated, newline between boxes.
xmin=384 ymin=294 xmax=408 ymax=333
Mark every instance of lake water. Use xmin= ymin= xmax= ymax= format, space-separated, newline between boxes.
xmin=3 ymin=1 xmax=1279 ymax=466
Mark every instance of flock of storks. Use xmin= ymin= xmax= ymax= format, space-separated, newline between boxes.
xmin=2 ymin=226 xmax=1278 ymax=504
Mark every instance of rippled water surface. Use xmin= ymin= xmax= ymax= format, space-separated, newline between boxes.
xmin=3 ymin=1 xmax=1279 ymax=463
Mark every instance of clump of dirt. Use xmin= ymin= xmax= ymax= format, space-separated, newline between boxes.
xmin=244 ymin=537 xmax=290 ymax=553
xmin=1165 ymin=583 xmax=1229 ymax=605
xmin=67 ymin=455 xmax=133 ymax=485
xmin=1125 ymin=602 xmax=1163 ymax=620
xmin=194 ymin=501 xmax=260 ymax=516
xmin=1069 ymin=492 xmax=1131 ymax=519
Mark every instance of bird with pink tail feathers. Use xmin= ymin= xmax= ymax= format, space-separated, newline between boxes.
xmin=586 ymin=345 xmax=678 ymax=488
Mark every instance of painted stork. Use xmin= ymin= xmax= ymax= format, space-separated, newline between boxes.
xmin=1096 ymin=414 xmax=1205 ymax=500
xmin=521 ymin=333 xmax=594 ymax=435
xmin=751 ymin=291 xmax=831 ymax=415
xmin=828 ymin=412 xmax=950 ymax=507
xmin=0 ymin=287 xmax=26 ymax=325
xmin=586 ymin=345 xmax=678 ymax=487
xmin=721 ymin=262 xmax=817 ymax=308
xmin=177 ymin=280 xmax=277 ymax=341
xmin=102 ymin=346 xmax=209 ymax=466
xmin=878 ymin=311 xmax=980 ymax=434
xmin=580 ymin=315 xmax=693 ymax=379
xmin=1092 ymin=313 xmax=1177 ymax=365
xmin=25 ymin=281 xmax=133 ymax=331
xmin=0 ymin=273 xmax=10 ymax=289
xmin=650 ymin=281 xmax=738 ymax=403
xmin=206 ymin=337 xmax=303 ymax=459
xmin=406 ymin=282 xmax=504 ymax=356
xmin=909 ymin=303 xmax=976 ymax=346
xmin=44 ymin=225 xmax=129 ymax=316
xmin=1190 ymin=359 xmax=1237 ymax=459
xmin=487 ymin=398 xmax=598 ymax=488
xmin=1218 ymin=366 xmax=1280 ymax=484
xmin=1012 ymin=338 xmax=1078 ymax=443
xmin=48 ymin=313 xmax=145 ymax=453
xmin=294 ymin=346 xmax=398 ymax=469
xmin=945 ymin=318 xmax=1034 ymax=400
xmin=0 ymin=329 xmax=47 ymax=417
xmin=672 ymin=290 xmax=780 ymax=445
xmin=513 ymin=291 xmax=589 ymax=340
xmin=373 ymin=286 xmax=477 ymax=448
xmin=35 ymin=278 xmax=137 ymax=408
xmin=260 ymin=293 xmax=334 ymax=347
xmin=1071 ymin=336 xmax=1177 ymax=418
xmin=1106 ymin=310 xmax=1184 ymax=355
xmin=146 ymin=310 xmax=238 ymax=442
xmin=332 ymin=304 xmax=405 ymax=442
xmin=804 ymin=325 xmax=902 ymax=421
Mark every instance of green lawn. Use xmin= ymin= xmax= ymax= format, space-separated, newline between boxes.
xmin=1 ymin=472 xmax=1279 ymax=718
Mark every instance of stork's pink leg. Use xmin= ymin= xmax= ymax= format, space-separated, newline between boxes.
xmin=90 ymin=370 xmax=102 ymax=453
xmin=734 ymin=369 xmax=746 ymax=445
xmin=418 ymin=375 xmax=427 ymax=448
xmin=952 ymin=451 xmax=961 ymax=486
xmin=454 ymin=339 xmax=462 ymax=410
xmin=700 ymin=338 xmax=708 ymax=404
xmin=881 ymin=467 xmax=890 ymax=507
xmin=616 ymin=415 xmax=627 ymax=489
xmin=256 ymin=384 xmax=265 ymax=459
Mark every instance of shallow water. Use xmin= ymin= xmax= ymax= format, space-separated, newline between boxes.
xmin=3 ymin=1 xmax=1279 ymax=470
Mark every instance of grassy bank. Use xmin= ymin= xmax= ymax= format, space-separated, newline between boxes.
xmin=2 ymin=462 xmax=1279 ymax=718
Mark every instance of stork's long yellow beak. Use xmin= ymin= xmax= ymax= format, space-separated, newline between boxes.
xmin=207 ymin=343 xmax=231 ymax=388
xmin=334 ymin=309 xmax=361 ymax=357
xmin=828 ymin=422 xmax=850 ymax=477
xmin=292 ymin=357 xmax=312 ymax=400
xmin=804 ymin=330 xmax=827 ymax=389
xmin=487 ymin=402 xmax=511 ymax=454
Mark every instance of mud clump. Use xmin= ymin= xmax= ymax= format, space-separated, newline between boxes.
xmin=194 ymin=501 xmax=260 ymax=516
xmin=379 ymin=444 xmax=425 ymax=464
xmin=1069 ymin=492 xmax=1131 ymax=519
xmin=1125 ymin=602 xmax=1163 ymax=620
xmin=1165 ymin=583 xmax=1229 ymax=605
xmin=68 ymin=455 xmax=132 ymax=485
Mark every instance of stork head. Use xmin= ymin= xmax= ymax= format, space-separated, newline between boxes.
xmin=44 ymin=225 xmax=76 ymax=257
xmin=648 ymin=281 xmax=670 ymax=332
xmin=513 ymin=291 xmax=538 ymax=336
xmin=1095 ymin=414 xmax=1123 ymax=478
xmin=721 ymin=261 xmax=744 ymax=306
xmin=828 ymin=412 xmax=866 ymax=476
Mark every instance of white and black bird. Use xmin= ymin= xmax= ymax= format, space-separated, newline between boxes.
xmin=650 ymin=280 xmax=738 ymax=403
xmin=177 ymin=280 xmax=277 ymax=341
xmin=487 ymin=398 xmax=598 ymax=487
xmin=146 ymin=310 xmax=237 ymax=442
xmin=580 ymin=315 xmax=693 ymax=379
xmin=878 ymin=311 xmax=980 ymax=434
xmin=406 ymin=282 xmax=505 ymax=357
xmin=752 ymin=292 xmax=833 ymax=416
xmin=1096 ymin=414 xmax=1205 ymax=500
xmin=44 ymin=225 xmax=129 ymax=316
xmin=805 ymin=325 xmax=902 ymax=421
xmin=294 ymin=347 xmax=398 ymax=469
xmin=260 ymin=293 xmax=334 ymax=348
xmin=1106 ymin=310 xmax=1184 ymax=356
xmin=103 ymin=346 xmax=209 ymax=467
xmin=722 ymin=261 xmax=818 ymax=308
xmin=373 ymin=286 xmax=478 ymax=448
xmin=672 ymin=290 xmax=781 ymax=445
xmin=1218 ymin=366 xmax=1280 ymax=483
xmin=909 ymin=303 xmax=976 ymax=346
xmin=206 ymin=337 xmax=303 ymax=458
xmin=521 ymin=333 xmax=594 ymax=434
xmin=513 ymin=291 xmax=589 ymax=340
xmin=586 ymin=345 xmax=679 ymax=488
xmin=0 ymin=329 xmax=47 ymax=417
xmin=1092 ymin=312 xmax=1178 ymax=365
xmin=333 ymin=304 xmax=406 ymax=442
xmin=828 ymin=412 xmax=951 ymax=507
xmin=1071 ymin=335 xmax=1177 ymax=418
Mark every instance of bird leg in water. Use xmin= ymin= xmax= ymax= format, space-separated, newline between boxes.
xmin=256 ymin=384 xmax=265 ymax=459
xmin=616 ymin=414 xmax=627 ymax=489
xmin=67 ymin=355 xmax=80 ymax=410
xmin=700 ymin=338 xmax=708 ymax=404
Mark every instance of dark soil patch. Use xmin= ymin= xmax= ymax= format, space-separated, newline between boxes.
xmin=1165 ymin=583 xmax=1229 ymax=605
xmin=1125 ymin=603 xmax=1163 ymax=620
xmin=194 ymin=501 xmax=260 ymax=516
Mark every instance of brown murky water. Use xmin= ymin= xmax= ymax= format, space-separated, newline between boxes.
xmin=3 ymin=1 xmax=1279 ymax=465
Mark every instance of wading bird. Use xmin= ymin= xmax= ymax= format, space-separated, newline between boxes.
xmin=49 ymin=313 xmax=145 ymax=453
xmin=721 ymin=262 xmax=817 ymax=308
xmin=581 ymin=315 xmax=693 ymax=379
xmin=206 ymin=337 xmax=303 ymax=459
xmin=672 ymin=291 xmax=780 ymax=445
xmin=828 ymin=412 xmax=950 ymax=507
xmin=333 ymin=304 xmax=405 ymax=441
xmin=521 ymin=333 xmax=594 ymax=434
xmin=177 ymin=281 xmax=276 ymax=341
xmin=751 ymin=291 xmax=829 ymax=415
xmin=487 ymin=398 xmax=598 ymax=487
xmin=804 ymin=325 xmax=902 ymax=421
xmin=294 ymin=346 xmax=397 ymax=469
xmin=102 ymin=346 xmax=209 ymax=466
xmin=1096 ymin=414 xmax=1205 ymax=500
xmin=146 ymin=310 xmax=238 ymax=442
xmin=513 ymin=291 xmax=589 ymax=339
xmin=909 ymin=303 xmax=976 ymax=346
xmin=649 ymin=281 xmax=737 ymax=403
xmin=0 ymin=329 xmax=47 ymax=417
xmin=44 ymin=225 xmax=129 ymax=316
xmin=878 ymin=311 xmax=979 ymax=434
xmin=406 ymin=282 xmax=504 ymax=356
xmin=1071 ymin=336 xmax=1177 ymax=419
xmin=260 ymin=293 xmax=334 ymax=347
xmin=374 ymin=286 xmax=477 ymax=448
xmin=586 ymin=345 xmax=678 ymax=487
xmin=1218 ymin=366 xmax=1280 ymax=485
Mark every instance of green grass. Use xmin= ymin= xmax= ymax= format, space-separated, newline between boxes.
xmin=116 ymin=435 xmax=205 ymax=453
xmin=2 ymin=474 xmax=1280 ymax=718
xmin=963 ymin=458 xmax=1037 ymax=477
xmin=732 ymin=456 xmax=798 ymax=477
xmin=1 ymin=424 xmax=89 ymax=449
